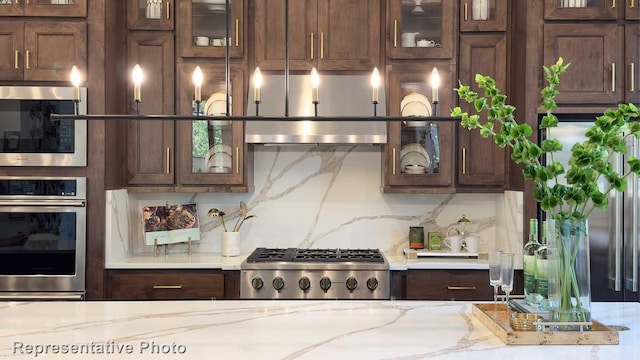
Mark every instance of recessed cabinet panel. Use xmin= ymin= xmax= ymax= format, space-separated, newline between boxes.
xmin=178 ymin=0 xmax=243 ymax=58
xmin=0 ymin=22 xmax=22 ymax=80
xmin=460 ymin=0 xmax=507 ymax=32
xmin=127 ymin=0 xmax=175 ymax=30
xmin=626 ymin=24 xmax=640 ymax=105
xmin=544 ymin=0 xmax=619 ymax=20
xmin=388 ymin=0 xmax=455 ymax=59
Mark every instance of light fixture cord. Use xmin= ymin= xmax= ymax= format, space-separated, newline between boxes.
xmin=284 ymin=0 xmax=290 ymax=117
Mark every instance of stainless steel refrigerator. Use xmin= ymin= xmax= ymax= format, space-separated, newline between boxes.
xmin=541 ymin=115 xmax=639 ymax=302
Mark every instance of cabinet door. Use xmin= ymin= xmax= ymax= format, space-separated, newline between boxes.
xmin=23 ymin=21 xmax=86 ymax=81
xmin=178 ymin=0 xmax=243 ymax=58
xmin=0 ymin=22 xmax=23 ymax=80
xmin=544 ymin=23 xmax=623 ymax=105
xmin=544 ymin=0 xmax=619 ymax=20
xmin=128 ymin=0 xmax=175 ymax=30
xmin=457 ymin=34 xmax=507 ymax=187
xmin=126 ymin=32 xmax=175 ymax=185
xmin=254 ymin=0 xmax=316 ymax=71
xmin=460 ymin=0 xmax=507 ymax=32
xmin=25 ymin=0 xmax=87 ymax=17
xmin=176 ymin=64 xmax=247 ymax=187
xmin=625 ymin=23 xmax=640 ymax=104
xmin=387 ymin=0 xmax=455 ymax=59
xmin=107 ymin=270 xmax=225 ymax=300
xmin=317 ymin=0 xmax=380 ymax=70
xmin=626 ymin=0 xmax=640 ymax=19
xmin=384 ymin=63 xmax=455 ymax=191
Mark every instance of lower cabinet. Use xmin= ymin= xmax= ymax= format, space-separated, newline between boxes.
xmin=106 ymin=269 xmax=240 ymax=300
xmin=396 ymin=269 xmax=524 ymax=301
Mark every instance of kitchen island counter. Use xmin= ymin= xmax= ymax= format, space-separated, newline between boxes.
xmin=1 ymin=301 xmax=637 ymax=359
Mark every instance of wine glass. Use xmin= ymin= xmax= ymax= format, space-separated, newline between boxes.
xmin=500 ymin=252 xmax=515 ymax=306
xmin=488 ymin=250 xmax=502 ymax=305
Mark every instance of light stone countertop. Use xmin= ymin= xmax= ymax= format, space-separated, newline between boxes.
xmin=0 ymin=300 xmax=637 ymax=359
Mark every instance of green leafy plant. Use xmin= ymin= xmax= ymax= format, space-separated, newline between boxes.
xmin=207 ymin=201 xmax=256 ymax=232
xmin=451 ymin=58 xmax=640 ymax=221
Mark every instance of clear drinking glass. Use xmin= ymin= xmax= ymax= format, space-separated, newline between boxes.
xmin=488 ymin=250 xmax=502 ymax=305
xmin=500 ymin=252 xmax=515 ymax=305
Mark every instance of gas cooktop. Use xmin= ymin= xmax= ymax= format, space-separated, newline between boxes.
xmin=245 ymin=247 xmax=385 ymax=263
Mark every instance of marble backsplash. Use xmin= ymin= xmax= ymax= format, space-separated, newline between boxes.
xmin=106 ymin=145 xmax=523 ymax=265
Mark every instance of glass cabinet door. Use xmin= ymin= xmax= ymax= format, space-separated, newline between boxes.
xmin=1 ymin=0 xmax=86 ymax=17
xmin=388 ymin=0 xmax=455 ymax=59
xmin=544 ymin=0 xmax=619 ymax=20
xmin=178 ymin=0 xmax=244 ymax=58
xmin=127 ymin=0 xmax=174 ymax=30
xmin=176 ymin=64 xmax=245 ymax=186
xmin=385 ymin=63 xmax=454 ymax=190
xmin=460 ymin=0 xmax=507 ymax=32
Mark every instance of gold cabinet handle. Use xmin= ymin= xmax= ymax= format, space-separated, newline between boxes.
xmin=393 ymin=20 xmax=398 ymax=48
xmin=166 ymin=1 xmax=170 ymax=19
xmin=310 ymin=32 xmax=314 ymax=60
xmin=631 ymin=0 xmax=636 ymax=9
xmin=631 ymin=63 xmax=636 ymax=92
xmin=14 ymin=50 xmax=19 ymax=69
xmin=166 ymin=147 xmax=170 ymax=174
xmin=611 ymin=63 xmax=616 ymax=92
xmin=320 ymin=32 xmax=324 ymax=59
xmin=462 ymin=147 xmax=467 ymax=175
xmin=612 ymin=0 xmax=616 ymax=8
xmin=392 ymin=148 xmax=396 ymax=175
xmin=464 ymin=3 xmax=468 ymax=21
xmin=447 ymin=286 xmax=477 ymax=291
xmin=26 ymin=0 xmax=29 ymax=4
xmin=235 ymin=146 xmax=239 ymax=174
xmin=25 ymin=50 xmax=30 ymax=70
xmin=153 ymin=285 xmax=183 ymax=289
xmin=235 ymin=18 xmax=239 ymax=47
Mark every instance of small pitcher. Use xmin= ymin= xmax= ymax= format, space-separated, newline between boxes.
xmin=401 ymin=32 xmax=419 ymax=47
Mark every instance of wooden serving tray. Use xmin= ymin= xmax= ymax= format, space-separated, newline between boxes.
xmin=472 ymin=303 xmax=619 ymax=345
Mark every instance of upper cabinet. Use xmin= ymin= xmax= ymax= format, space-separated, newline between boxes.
xmin=178 ymin=0 xmax=244 ymax=58
xmin=254 ymin=0 xmax=380 ymax=71
xmin=460 ymin=0 xmax=508 ymax=32
xmin=625 ymin=23 xmax=639 ymax=105
xmin=0 ymin=21 xmax=86 ymax=81
xmin=387 ymin=0 xmax=455 ymax=59
xmin=0 ymin=0 xmax=86 ymax=17
xmin=127 ymin=0 xmax=175 ymax=30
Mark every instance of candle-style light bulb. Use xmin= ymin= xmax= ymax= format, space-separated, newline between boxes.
xmin=310 ymin=67 xmax=319 ymax=103
xmin=371 ymin=67 xmax=380 ymax=103
xmin=430 ymin=67 xmax=440 ymax=103
xmin=253 ymin=67 xmax=262 ymax=103
xmin=70 ymin=65 xmax=81 ymax=102
xmin=192 ymin=65 xmax=203 ymax=102
xmin=132 ymin=64 xmax=144 ymax=103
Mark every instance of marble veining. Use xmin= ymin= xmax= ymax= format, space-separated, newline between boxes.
xmin=106 ymin=146 xmax=524 ymax=266
xmin=0 ymin=301 xmax=637 ymax=359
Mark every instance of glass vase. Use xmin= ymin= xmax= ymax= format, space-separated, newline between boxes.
xmin=546 ymin=219 xmax=592 ymax=331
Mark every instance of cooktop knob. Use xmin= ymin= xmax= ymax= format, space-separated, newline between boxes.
xmin=345 ymin=277 xmax=358 ymax=292
xmin=319 ymin=277 xmax=332 ymax=292
xmin=366 ymin=277 xmax=379 ymax=291
xmin=272 ymin=277 xmax=285 ymax=292
xmin=251 ymin=277 xmax=264 ymax=290
xmin=298 ymin=277 xmax=311 ymax=291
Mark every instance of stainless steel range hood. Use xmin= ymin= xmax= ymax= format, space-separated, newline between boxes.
xmin=245 ymin=74 xmax=387 ymax=144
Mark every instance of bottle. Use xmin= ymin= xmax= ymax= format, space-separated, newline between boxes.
xmin=523 ymin=218 xmax=541 ymax=305
xmin=535 ymin=221 xmax=549 ymax=309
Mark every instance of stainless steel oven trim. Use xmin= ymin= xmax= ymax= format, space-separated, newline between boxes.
xmin=0 ymin=176 xmax=86 ymax=200
xmin=0 ymin=86 xmax=87 ymax=167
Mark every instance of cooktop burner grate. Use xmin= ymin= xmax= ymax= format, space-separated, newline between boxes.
xmin=246 ymin=248 xmax=385 ymax=263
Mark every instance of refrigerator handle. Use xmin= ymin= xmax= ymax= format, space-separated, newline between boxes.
xmin=613 ymin=152 xmax=624 ymax=291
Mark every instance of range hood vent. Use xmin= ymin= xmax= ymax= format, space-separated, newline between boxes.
xmin=245 ymin=74 xmax=387 ymax=144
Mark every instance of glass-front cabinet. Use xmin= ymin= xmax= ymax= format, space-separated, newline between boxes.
xmin=127 ymin=0 xmax=174 ymax=30
xmin=176 ymin=64 xmax=247 ymax=187
xmin=0 ymin=0 xmax=86 ymax=17
xmin=178 ymin=0 xmax=244 ymax=58
xmin=459 ymin=0 xmax=507 ymax=32
xmin=384 ymin=63 xmax=455 ymax=192
xmin=387 ymin=0 xmax=455 ymax=59
xmin=544 ymin=0 xmax=619 ymax=20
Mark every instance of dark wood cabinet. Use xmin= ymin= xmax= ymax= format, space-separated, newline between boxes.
xmin=254 ymin=0 xmax=380 ymax=71
xmin=460 ymin=0 xmax=508 ymax=32
xmin=383 ymin=62 xmax=455 ymax=193
xmin=107 ymin=269 xmax=226 ymax=300
xmin=457 ymin=33 xmax=507 ymax=188
xmin=625 ymin=23 xmax=640 ymax=105
xmin=386 ymin=0 xmax=455 ymax=59
xmin=127 ymin=0 xmax=174 ymax=30
xmin=0 ymin=0 xmax=86 ymax=17
xmin=626 ymin=0 xmax=640 ymax=19
xmin=0 ymin=21 xmax=86 ymax=81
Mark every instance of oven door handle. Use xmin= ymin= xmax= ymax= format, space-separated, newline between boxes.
xmin=0 ymin=200 xmax=85 ymax=207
